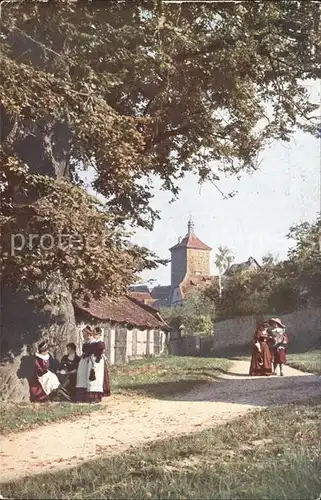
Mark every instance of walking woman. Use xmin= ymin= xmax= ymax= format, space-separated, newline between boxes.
xmin=249 ymin=324 xmax=273 ymax=376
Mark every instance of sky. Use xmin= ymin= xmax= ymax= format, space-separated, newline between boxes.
xmin=81 ymin=84 xmax=321 ymax=288
xmin=132 ymin=128 xmax=320 ymax=286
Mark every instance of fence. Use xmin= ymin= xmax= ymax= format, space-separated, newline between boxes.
xmin=169 ymin=335 xmax=214 ymax=357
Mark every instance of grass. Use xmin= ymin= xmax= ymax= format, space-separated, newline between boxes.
xmin=2 ymin=400 xmax=320 ymax=500
xmin=110 ymin=355 xmax=231 ymax=398
xmin=0 ymin=402 xmax=102 ymax=435
xmin=0 ymin=356 xmax=231 ymax=435
xmin=287 ymin=349 xmax=321 ymax=376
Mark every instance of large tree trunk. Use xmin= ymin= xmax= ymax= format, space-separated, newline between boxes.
xmin=0 ymin=277 xmax=77 ymax=402
xmin=1 ymin=103 xmax=77 ymax=401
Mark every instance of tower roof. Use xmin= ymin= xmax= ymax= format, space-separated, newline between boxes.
xmin=169 ymin=219 xmax=212 ymax=251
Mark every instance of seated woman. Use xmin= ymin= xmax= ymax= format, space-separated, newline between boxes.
xmin=29 ymin=341 xmax=61 ymax=402
xmin=249 ymin=324 xmax=273 ymax=376
xmin=57 ymin=343 xmax=81 ymax=401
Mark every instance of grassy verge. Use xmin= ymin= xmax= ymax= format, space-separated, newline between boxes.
xmin=110 ymin=355 xmax=231 ymax=398
xmin=2 ymin=400 xmax=320 ymax=499
xmin=0 ymin=357 xmax=230 ymax=435
xmin=287 ymin=349 xmax=321 ymax=375
xmin=0 ymin=402 xmax=102 ymax=435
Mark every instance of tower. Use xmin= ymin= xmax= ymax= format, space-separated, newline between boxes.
xmin=169 ymin=218 xmax=212 ymax=288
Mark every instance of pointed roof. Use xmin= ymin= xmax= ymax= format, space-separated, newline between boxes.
xmin=169 ymin=218 xmax=212 ymax=251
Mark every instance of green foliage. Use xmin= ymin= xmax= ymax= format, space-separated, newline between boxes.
xmin=215 ymin=245 xmax=234 ymax=273
xmin=286 ymin=216 xmax=321 ymax=298
xmin=161 ymin=293 xmax=215 ymax=335
xmin=1 ymin=1 xmax=320 ymax=297
xmin=205 ymin=216 xmax=320 ymax=319
xmin=0 ymin=155 xmax=164 ymax=299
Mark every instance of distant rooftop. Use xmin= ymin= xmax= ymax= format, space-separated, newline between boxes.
xmin=224 ymin=257 xmax=261 ymax=277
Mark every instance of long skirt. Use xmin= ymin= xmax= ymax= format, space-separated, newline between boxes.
xmin=249 ymin=342 xmax=272 ymax=376
xmin=29 ymin=378 xmax=50 ymax=403
xmin=273 ymin=347 xmax=287 ymax=364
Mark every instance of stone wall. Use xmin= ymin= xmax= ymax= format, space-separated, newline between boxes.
xmin=186 ymin=248 xmax=210 ymax=276
xmin=213 ymin=306 xmax=321 ymax=355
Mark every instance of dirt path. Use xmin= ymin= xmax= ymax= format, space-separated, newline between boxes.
xmin=0 ymin=360 xmax=320 ymax=483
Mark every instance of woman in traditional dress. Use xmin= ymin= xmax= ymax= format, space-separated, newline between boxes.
xmin=57 ymin=342 xmax=81 ymax=401
xmin=29 ymin=341 xmax=61 ymax=402
xmin=94 ymin=327 xmax=111 ymax=399
xmin=83 ymin=327 xmax=107 ymax=403
xmin=75 ymin=326 xmax=95 ymax=402
xmin=268 ymin=318 xmax=289 ymax=376
xmin=249 ymin=324 xmax=273 ymax=376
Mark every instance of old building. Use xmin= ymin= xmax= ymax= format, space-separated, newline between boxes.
xmin=167 ymin=219 xmax=214 ymax=306
xmin=128 ymin=220 xmax=261 ymax=309
xmin=224 ymin=257 xmax=261 ymax=277
xmin=74 ymin=295 xmax=169 ymax=364
xmin=170 ymin=275 xmax=217 ymax=307
xmin=169 ymin=218 xmax=212 ymax=287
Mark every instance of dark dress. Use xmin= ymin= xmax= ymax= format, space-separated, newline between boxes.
xmin=29 ymin=356 xmax=50 ymax=403
xmin=249 ymin=330 xmax=273 ymax=376
xmin=58 ymin=354 xmax=81 ymax=400
xmin=86 ymin=340 xmax=111 ymax=402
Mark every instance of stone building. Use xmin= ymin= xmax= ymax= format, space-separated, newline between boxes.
xmin=168 ymin=219 xmax=215 ymax=306
xmin=169 ymin=219 xmax=212 ymax=287
xmin=129 ymin=219 xmax=261 ymax=309
xmin=74 ymin=294 xmax=169 ymax=364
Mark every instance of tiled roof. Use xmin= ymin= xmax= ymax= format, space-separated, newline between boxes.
xmin=74 ymin=294 xmax=168 ymax=330
xmin=169 ymin=232 xmax=212 ymax=251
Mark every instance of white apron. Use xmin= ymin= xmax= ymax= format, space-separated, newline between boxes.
xmin=87 ymin=354 xmax=104 ymax=393
xmin=76 ymin=356 xmax=90 ymax=389
xmin=38 ymin=371 xmax=60 ymax=395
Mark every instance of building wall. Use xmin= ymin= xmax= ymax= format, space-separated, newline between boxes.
xmin=171 ymin=247 xmax=187 ymax=287
xmin=76 ymin=320 xmax=166 ymax=365
xmin=186 ymin=248 xmax=210 ymax=276
xmin=213 ymin=306 xmax=321 ymax=355
xmin=170 ymin=286 xmax=183 ymax=306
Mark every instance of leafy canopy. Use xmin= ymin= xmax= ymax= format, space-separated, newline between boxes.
xmin=1 ymin=0 xmax=320 ymax=297
xmin=161 ymin=293 xmax=215 ymax=336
